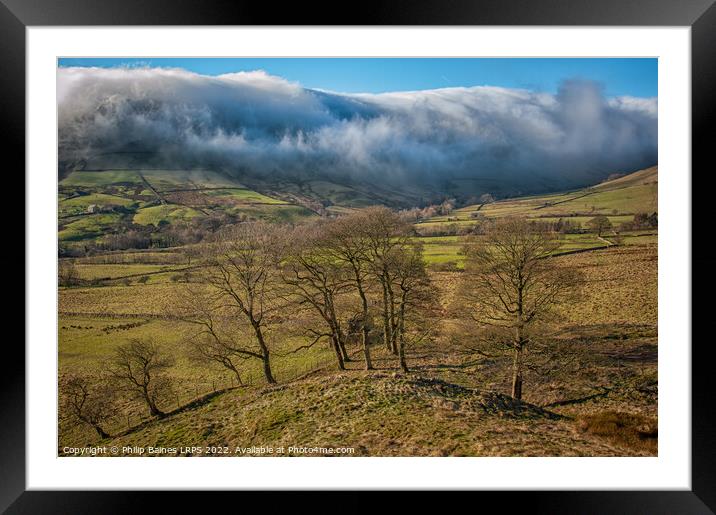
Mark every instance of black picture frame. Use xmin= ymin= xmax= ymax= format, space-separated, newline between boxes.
xmin=3 ymin=0 xmax=713 ymax=511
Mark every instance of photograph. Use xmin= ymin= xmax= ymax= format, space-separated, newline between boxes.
xmin=56 ymin=57 xmax=659 ymax=458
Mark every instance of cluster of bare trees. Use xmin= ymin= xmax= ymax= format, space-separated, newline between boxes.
xmin=621 ymin=212 xmax=658 ymax=231
xmin=60 ymin=212 xmax=582 ymax=441
xmin=175 ymin=212 xmax=577 ymax=402
xmin=176 ymin=207 xmax=436 ymax=384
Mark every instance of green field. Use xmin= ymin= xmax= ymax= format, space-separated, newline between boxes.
xmin=133 ymin=205 xmax=203 ymax=226
xmin=58 ymin=305 xmax=342 ymax=445
xmin=140 ymin=170 xmax=246 ymax=190
xmin=58 ymin=169 xmax=318 ymax=243
xmin=414 ymin=231 xmax=643 ymax=270
xmin=58 ymin=213 xmax=125 ymax=241
xmin=62 ymin=170 xmax=144 ymax=187
xmin=59 ymin=193 xmax=139 ymax=217
xmin=71 ymin=264 xmax=190 ymax=286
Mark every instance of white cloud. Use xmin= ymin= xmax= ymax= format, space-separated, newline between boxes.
xmin=57 ymin=67 xmax=657 ymax=194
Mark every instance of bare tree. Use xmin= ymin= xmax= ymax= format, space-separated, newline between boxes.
xmin=182 ymin=222 xmax=286 ymax=384
xmin=391 ymin=244 xmax=434 ymax=372
xmin=439 ymin=198 xmax=456 ymax=216
xmin=176 ymin=278 xmax=267 ymax=386
xmin=460 ymin=217 xmax=579 ymax=400
xmin=59 ymin=373 xmax=117 ymax=439
xmin=185 ymin=332 xmax=246 ymax=386
xmin=281 ymin=223 xmax=353 ymax=370
xmin=321 ymin=212 xmax=376 ymax=370
xmin=479 ymin=193 xmax=496 ymax=204
xmin=106 ymin=338 xmax=174 ymax=417
xmin=361 ymin=207 xmax=414 ymax=355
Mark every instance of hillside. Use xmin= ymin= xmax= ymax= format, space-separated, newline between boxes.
xmin=60 ymin=243 xmax=657 ymax=457
xmin=592 ymin=166 xmax=658 ymax=191
xmin=58 ymin=168 xmax=317 ymax=248
xmin=58 ymin=165 xmax=658 ymax=458
xmin=92 ymin=353 xmax=655 ymax=457
xmin=58 ymin=162 xmax=657 ymax=247
xmin=416 ymin=165 xmax=657 ymax=234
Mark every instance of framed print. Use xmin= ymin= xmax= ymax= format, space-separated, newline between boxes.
xmin=4 ymin=0 xmax=715 ymax=511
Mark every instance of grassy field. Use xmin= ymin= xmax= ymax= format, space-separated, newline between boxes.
xmin=58 ymin=306 xmax=341 ymax=447
xmin=99 ymin=367 xmax=649 ymax=457
xmin=58 ymin=239 xmax=657 ymax=454
xmin=133 ymin=205 xmax=203 ymax=226
xmin=202 ymin=188 xmax=288 ymax=204
xmin=58 ymin=169 xmax=317 ymax=244
xmin=58 ymin=213 xmax=126 ymax=241
xmin=70 ymin=263 xmax=196 ymax=286
xmin=140 ymin=170 xmax=246 ymax=190
xmin=59 ymin=193 xmax=139 ymax=217
xmin=75 ymin=250 xmax=187 ymax=265
xmin=415 ymin=231 xmax=653 ymax=270
xmin=74 ymin=263 xmax=179 ymax=280
xmin=58 ymin=166 xmax=658 ymax=456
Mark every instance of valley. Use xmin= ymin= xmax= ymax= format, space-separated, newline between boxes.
xmin=58 ymin=165 xmax=658 ymax=457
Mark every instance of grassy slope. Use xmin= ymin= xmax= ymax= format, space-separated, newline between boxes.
xmin=133 ymin=205 xmax=203 ymax=226
xmin=58 ymin=213 xmax=125 ymax=241
xmin=420 ymin=166 xmax=658 ymax=228
xmin=60 ymin=193 xmax=138 ymax=216
xmin=58 ymin=169 xmax=316 ymax=242
xmin=415 ymin=166 xmax=657 ymax=266
xmin=58 ymin=165 xmax=658 ymax=456
xmin=60 ymin=244 xmax=657 ymax=456
xmin=99 ymin=369 xmax=636 ymax=457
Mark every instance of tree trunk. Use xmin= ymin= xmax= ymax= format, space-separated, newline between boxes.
xmin=261 ymin=352 xmax=276 ymax=384
xmin=148 ymin=399 xmax=165 ymax=418
xmin=512 ymin=296 xmax=525 ymax=400
xmin=331 ymin=335 xmax=346 ymax=370
xmin=141 ymin=382 xmax=165 ymax=417
xmin=361 ymin=325 xmax=372 ymax=370
xmin=337 ymin=333 xmax=350 ymax=362
xmin=511 ymin=341 xmax=523 ymax=400
xmin=356 ymin=282 xmax=373 ymax=370
xmin=381 ymin=278 xmax=392 ymax=352
xmin=388 ymin=287 xmax=398 ymax=355
xmin=398 ymin=302 xmax=408 ymax=373
xmin=252 ymin=321 xmax=276 ymax=384
xmin=228 ymin=364 xmax=243 ymax=386
xmin=329 ymin=305 xmax=350 ymax=362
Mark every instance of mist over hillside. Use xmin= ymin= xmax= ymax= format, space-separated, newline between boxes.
xmin=58 ymin=67 xmax=657 ymax=199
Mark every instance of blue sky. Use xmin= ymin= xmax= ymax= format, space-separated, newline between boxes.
xmin=58 ymin=57 xmax=657 ymax=97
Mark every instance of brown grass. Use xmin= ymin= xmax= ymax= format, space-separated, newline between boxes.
xmin=577 ymin=411 xmax=657 ymax=454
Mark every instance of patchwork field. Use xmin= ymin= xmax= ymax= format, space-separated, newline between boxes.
xmin=58 ymin=169 xmax=317 ymax=247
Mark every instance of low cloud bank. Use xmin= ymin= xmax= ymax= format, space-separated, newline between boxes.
xmin=58 ymin=67 xmax=657 ymax=193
